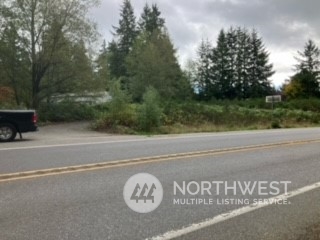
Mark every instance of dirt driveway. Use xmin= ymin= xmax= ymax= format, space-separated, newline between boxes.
xmin=36 ymin=122 xmax=105 ymax=139
xmin=0 ymin=122 xmax=145 ymax=149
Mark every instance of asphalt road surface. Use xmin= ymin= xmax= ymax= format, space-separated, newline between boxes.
xmin=0 ymin=125 xmax=319 ymax=240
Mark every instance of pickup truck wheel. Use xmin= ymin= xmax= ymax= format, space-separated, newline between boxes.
xmin=0 ymin=124 xmax=17 ymax=142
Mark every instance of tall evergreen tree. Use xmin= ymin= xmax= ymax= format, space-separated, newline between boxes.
xmin=127 ymin=3 xmax=190 ymax=101
xmin=113 ymin=0 xmax=138 ymax=55
xmin=107 ymin=40 xmax=122 ymax=79
xmin=194 ymin=39 xmax=214 ymax=100
xmin=234 ymin=27 xmax=251 ymax=99
xmin=211 ymin=29 xmax=230 ymax=99
xmin=295 ymin=39 xmax=320 ymax=74
xmin=127 ymin=30 xmax=190 ymax=101
xmin=108 ymin=0 xmax=137 ymax=82
xmin=138 ymin=4 xmax=165 ymax=35
xmin=247 ymin=30 xmax=274 ymax=97
xmin=70 ymin=40 xmax=95 ymax=92
xmin=225 ymin=27 xmax=238 ymax=99
xmin=95 ymin=40 xmax=110 ymax=90
xmin=286 ymin=40 xmax=320 ymax=98
xmin=193 ymin=27 xmax=274 ymax=100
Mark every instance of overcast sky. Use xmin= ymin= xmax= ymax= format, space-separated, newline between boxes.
xmin=90 ymin=0 xmax=320 ymax=86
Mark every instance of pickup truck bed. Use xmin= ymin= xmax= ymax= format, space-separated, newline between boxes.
xmin=0 ymin=110 xmax=38 ymax=142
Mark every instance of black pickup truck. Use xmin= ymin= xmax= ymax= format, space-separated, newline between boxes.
xmin=0 ymin=110 xmax=38 ymax=142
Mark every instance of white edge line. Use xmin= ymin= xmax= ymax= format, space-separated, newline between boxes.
xmin=0 ymin=128 xmax=319 ymax=151
xmin=147 ymin=181 xmax=320 ymax=240
xmin=0 ymin=138 xmax=153 ymax=151
xmin=0 ymin=130 xmax=284 ymax=151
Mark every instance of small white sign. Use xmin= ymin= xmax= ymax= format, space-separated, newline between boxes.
xmin=266 ymin=95 xmax=282 ymax=103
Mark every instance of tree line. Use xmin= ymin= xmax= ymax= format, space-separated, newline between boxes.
xmin=0 ymin=0 xmax=319 ymax=109
xmin=190 ymin=28 xmax=275 ymax=100
xmin=104 ymin=0 xmax=192 ymax=102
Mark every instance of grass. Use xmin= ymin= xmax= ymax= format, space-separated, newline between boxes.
xmin=157 ymin=121 xmax=320 ymax=135
xmin=93 ymin=100 xmax=320 ymax=135
xmin=16 ymin=97 xmax=319 ymax=134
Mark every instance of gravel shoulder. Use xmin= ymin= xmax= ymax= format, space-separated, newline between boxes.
xmin=36 ymin=122 xmax=105 ymax=139
xmin=0 ymin=121 xmax=141 ymax=148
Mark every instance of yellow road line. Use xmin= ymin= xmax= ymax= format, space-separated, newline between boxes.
xmin=0 ymin=139 xmax=319 ymax=183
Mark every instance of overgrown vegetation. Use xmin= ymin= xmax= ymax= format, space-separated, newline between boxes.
xmin=92 ymin=95 xmax=320 ymax=134
xmin=38 ymin=102 xmax=96 ymax=122
xmin=138 ymin=87 xmax=162 ymax=132
xmin=93 ymin=81 xmax=137 ymax=133
xmin=1 ymin=0 xmax=320 ymax=135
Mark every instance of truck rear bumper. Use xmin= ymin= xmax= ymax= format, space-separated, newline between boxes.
xmin=20 ymin=125 xmax=38 ymax=133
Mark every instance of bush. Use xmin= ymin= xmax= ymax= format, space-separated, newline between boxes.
xmin=0 ymin=102 xmax=17 ymax=110
xmin=280 ymin=98 xmax=320 ymax=112
xmin=38 ymin=102 xmax=96 ymax=122
xmin=95 ymin=104 xmax=137 ymax=129
xmin=271 ymin=120 xmax=281 ymax=129
xmin=138 ymin=87 xmax=162 ymax=132
xmin=94 ymin=80 xmax=138 ymax=131
xmin=93 ymin=96 xmax=320 ymax=134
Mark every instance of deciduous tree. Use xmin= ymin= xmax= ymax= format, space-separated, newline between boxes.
xmin=0 ymin=0 xmax=99 ymax=108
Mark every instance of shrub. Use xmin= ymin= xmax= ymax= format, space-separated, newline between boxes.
xmin=284 ymin=98 xmax=320 ymax=112
xmin=38 ymin=102 xmax=96 ymax=122
xmin=271 ymin=120 xmax=281 ymax=129
xmin=138 ymin=87 xmax=162 ymax=132
xmin=94 ymin=80 xmax=138 ymax=130
xmin=92 ymin=97 xmax=320 ymax=134
xmin=95 ymin=104 xmax=137 ymax=129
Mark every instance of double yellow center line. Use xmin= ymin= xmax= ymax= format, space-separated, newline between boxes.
xmin=1 ymin=139 xmax=319 ymax=183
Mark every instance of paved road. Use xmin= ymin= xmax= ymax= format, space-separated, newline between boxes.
xmin=1 ymin=127 xmax=320 ymax=174
xmin=0 ymin=126 xmax=319 ymax=240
